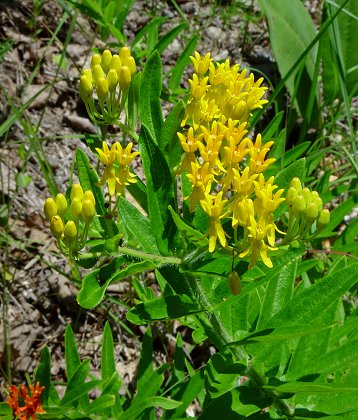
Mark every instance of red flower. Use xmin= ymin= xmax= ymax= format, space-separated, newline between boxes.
xmin=7 ymin=382 xmax=46 ymax=420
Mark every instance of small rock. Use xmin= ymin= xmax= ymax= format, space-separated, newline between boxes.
xmin=63 ymin=112 xmax=97 ymax=134
xmin=204 ymin=25 xmax=223 ymax=41
xmin=23 ymin=84 xmax=49 ymax=109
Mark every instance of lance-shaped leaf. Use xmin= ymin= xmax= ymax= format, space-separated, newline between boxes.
xmin=138 ymin=124 xmax=178 ymax=255
xmin=139 ymin=50 xmax=163 ymax=144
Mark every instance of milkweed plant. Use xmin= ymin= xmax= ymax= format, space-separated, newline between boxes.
xmin=12 ymin=47 xmax=356 ymax=420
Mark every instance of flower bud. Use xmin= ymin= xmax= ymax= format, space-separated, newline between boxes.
xmin=44 ymin=198 xmax=57 ymax=221
xmin=317 ymin=209 xmax=330 ymax=228
xmin=305 ymin=202 xmax=318 ymax=223
xmin=290 ymin=177 xmax=302 ymax=193
xmin=71 ymin=184 xmax=83 ymax=201
xmin=101 ymin=49 xmax=112 ymax=73
xmin=90 ymin=54 xmax=101 ymax=71
xmin=96 ymin=78 xmax=109 ymax=99
xmin=119 ymin=46 xmax=131 ymax=61
xmin=228 ymin=271 xmax=241 ymax=296
xmin=71 ymin=197 xmax=82 ymax=219
xmin=293 ymin=194 xmax=306 ymax=214
xmin=55 ymin=193 xmax=67 ymax=216
xmin=81 ymin=68 xmax=93 ymax=83
xmin=92 ymin=64 xmax=105 ymax=84
xmin=118 ymin=66 xmax=131 ymax=90
xmin=82 ymin=199 xmax=95 ymax=222
xmin=286 ymin=187 xmax=298 ymax=207
xmin=123 ymin=56 xmax=136 ymax=75
xmin=109 ymin=54 xmax=122 ymax=72
xmin=64 ymin=220 xmax=77 ymax=243
xmin=83 ymin=190 xmax=95 ymax=205
xmin=50 ymin=215 xmax=64 ymax=239
xmin=79 ymin=75 xmax=93 ymax=100
xmin=107 ymin=69 xmax=118 ymax=92
xmin=302 ymin=187 xmax=312 ymax=204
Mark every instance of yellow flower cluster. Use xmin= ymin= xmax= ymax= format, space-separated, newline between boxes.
xmin=96 ymin=141 xmax=139 ymax=197
xmin=43 ymin=184 xmax=95 ymax=254
xmin=79 ymin=47 xmax=136 ymax=125
xmin=178 ymin=52 xmax=284 ymax=268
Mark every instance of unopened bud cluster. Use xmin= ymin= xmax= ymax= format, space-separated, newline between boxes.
xmin=44 ymin=184 xmax=96 ymax=255
xmin=285 ymin=177 xmax=330 ymax=241
xmin=79 ymin=47 xmax=136 ymax=125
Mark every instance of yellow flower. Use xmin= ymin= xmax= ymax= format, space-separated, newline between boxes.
xmin=240 ymin=215 xmax=277 ymax=268
xmin=189 ymin=74 xmax=210 ymax=99
xmin=200 ymin=192 xmax=228 ymax=252
xmin=96 ymin=141 xmax=118 ymax=166
xmin=96 ymin=141 xmax=139 ymax=196
xmin=190 ymin=52 xmax=212 ymax=76
xmin=249 ymin=134 xmax=276 ymax=174
xmin=116 ymin=142 xmax=139 ymax=166
xmin=186 ymin=162 xmax=214 ymax=212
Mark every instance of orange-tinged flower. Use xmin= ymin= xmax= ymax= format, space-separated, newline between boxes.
xmin=7 ymin=382 xmax=46 ymax=420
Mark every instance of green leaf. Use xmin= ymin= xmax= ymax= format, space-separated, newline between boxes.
xmin=169 ymin=206 xmax=208 ymax=248
xmin=138 ymin=124 xmax=178 ymax=255
xmin=101 ymin=322 xmax=116 ymax=382
xmin=0 ymin=403 xmax=12 ymax=418
xmin=267 ymin=264 xmax=358 ymax=327
xmin=77 ymin=257 xmax=156 ymax=309
xmin=84 ymin=394 xmax=115 ymax=415
xmin=288 ymin=338 xmax=358 ymax=380
xmin=287 ymin=299 xmax=340 ymax=377
xmin=34 ymin=346 xmax=51 ymax=405
xmin=121 ymin=397 xmax=182 ymax=420
xmin=139 ymin=51 xmax=163 ymax=144
xmin=199 ymin=388 xmax=272 ymax=418
xmin=65 ymin=325 xmax=81 ymax=381
xmin=155 ymin=23 xmax=187 ymax=54
xmin=132 ymin=17 xmax=166 ymax=49
xmin=137 ymin=326 xmax=154 ymax=395
xmin=205 ymin=352 xmax=246 ymax=399
xmin=127 ymin=72 xmax=141 ymax=134
xmin=168 ymin=34 xmax=199 ymax=92
xmin=165 ymin=370 xmax=205 ymax=419
xmin=275 ymin=158 xmax=306 ymax=191
xmin=258 ymin=0 xmax=319 ymax=118
xmin=60 ymin=379 xmax=101 ymax=408
xmin=118 ymin=197 xmax=159 ymax=254
xmin=160 ymin=100 xmax=185 ymax=168
xmin=15 ymin=172 xmax=32 ymax=188
xmin=262 ymin=111 xmax=284 ymax=141
xmin=127 ymin=294 xmax=204 ymax=324
xmin=257 ymin=259 xmax=297 ymax=329
xmin=228 ymin=323 xmax=337 ymax=346
xmin=264 ymin=382 xmax=358 ymax=393
xmin=60 ymin=360 xmax=91 ymax=406
xmin=76 ymin=149 xmax=118 ymax=239
xmin=321 ymin=0 xmax=358 ymax=101
xmin=317 ymin=195 xmax=358 ymax=238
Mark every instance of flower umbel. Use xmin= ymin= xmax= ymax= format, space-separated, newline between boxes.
xmin=7 ymin=382 xmax=46 ymax=420
xmin=176 ymin=52 xmax=329 ymax=269
xmin=79 ymin=47 xmax=136 ymax=125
